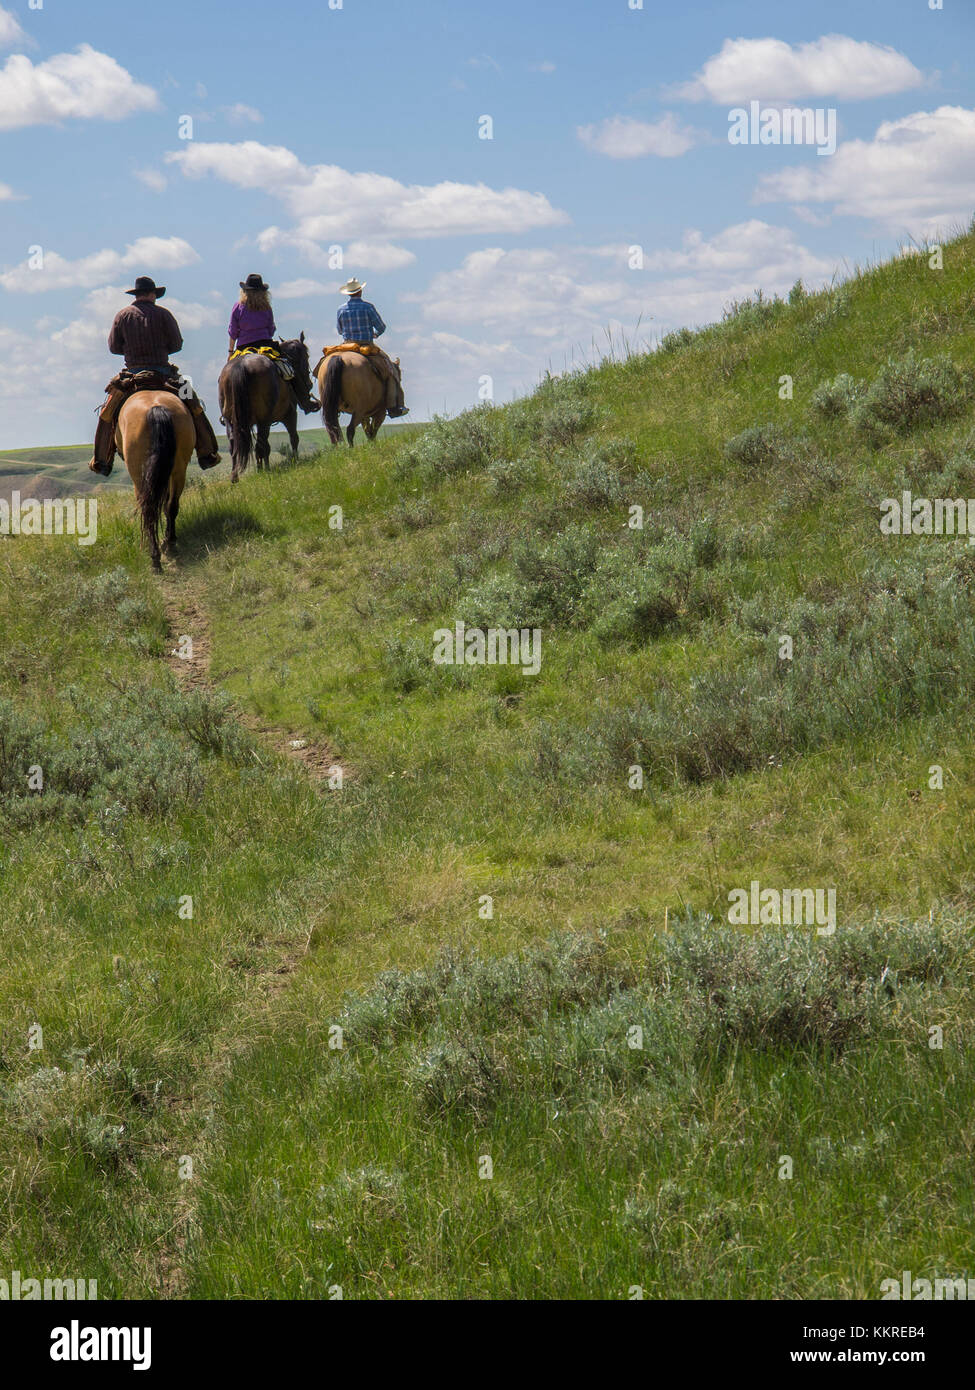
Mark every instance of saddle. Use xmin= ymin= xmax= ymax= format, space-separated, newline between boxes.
xmin=313 ymin=342 xmax=395 ymax=386
xmin=104 ymin=367 xmax=185 ymax=397
xmin=229 ymin=344 xmax=295 ymax=379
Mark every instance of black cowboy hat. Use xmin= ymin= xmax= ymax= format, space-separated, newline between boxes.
xmin=240 ymin=273 xmax=270 ymax=291
xmin=125 ymin=276 xmax=166 ymax=298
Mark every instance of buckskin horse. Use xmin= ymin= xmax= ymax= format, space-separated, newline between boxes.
xmin=318 ymin=349 xmax=402 ymax=447
xmin=218 ymin=336 xmax=316 ymax=482
xmin=118 ymin=391 xmax=194 ymax=571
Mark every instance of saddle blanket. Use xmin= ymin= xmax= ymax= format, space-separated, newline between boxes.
xmin=229 ymin=344 xmax=294 ymax=379
xmin=321 ymin=342 xmax=381 ymax=358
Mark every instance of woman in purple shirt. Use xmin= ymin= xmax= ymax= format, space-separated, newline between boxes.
xmin=228 ymin=273 xmax=277 ymax=352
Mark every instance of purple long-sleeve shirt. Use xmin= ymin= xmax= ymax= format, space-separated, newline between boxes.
xmin=229 ymin=302 xmax=276 ymax=347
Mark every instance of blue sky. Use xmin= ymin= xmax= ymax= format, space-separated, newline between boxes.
xmin=0 ymin=0 xmax=972 ymax=447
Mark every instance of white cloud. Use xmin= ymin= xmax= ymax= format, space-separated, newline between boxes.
xmin=0 ymin=236 xmax=200 ymax=292
xmin=255 ymin=227 xmax=417 ymax=271
xmin=0 ymin=44 xmax=159 ymax=130
xmin=632 ymin=219 xmax=836 ymax=283
xmin=0 ymin=6 xmax=25 ymax=48
xmin=755 ymin=104 xmax=975 ymax=236
xmin=165 ymin=141 xmax=570 ymax=251
xmin=274 ymin=278 xmax=333 ymax=299
xmin=158 ymin=294 xmax=225 ymax=333
xmin=404 ymin=330 xmax=533 ymax=369
xmin=0 ymin=180 xmax=22 ymax=200
xmin=674 ymin=34 xmax=925 ymax=103
xmin=223 ymin=102 xmax=263 ymax=124
xmin=405 ymin=246 xmax=647 ymax=340
xmin=530 ymin=61 xmax=556 ymax=74
xmin=406 ymin=225 xmax=837 ymax=351
xmin=134 ymin=167 xmax=167 ymax=193
xmin=344 ymin=241 xmax=416 ymax=271
xmin=578 ymin=113 xmax=703 ymax=159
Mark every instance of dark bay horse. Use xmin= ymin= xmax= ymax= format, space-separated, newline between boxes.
xmin=218 ymin=336 xmax=317 ymax=482
xmin=118 ymin=391 xmax=194 ymax=571
xmin=318 ymin=350 xmax=403 ymax=447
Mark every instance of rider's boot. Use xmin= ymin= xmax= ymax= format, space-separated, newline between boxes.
xmin=294 ymin=383 xmax=320 ymax=415
xmin=385 ymin=371 xmax=409 ymax=419
xmin=88 ymin=389 xmax=126 ymax=475
xmin=186 ymin=393 xmax=221 ymax=469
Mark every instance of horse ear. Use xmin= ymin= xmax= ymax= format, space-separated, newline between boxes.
xmin=300 ymin=331 xmax=305 ymax=343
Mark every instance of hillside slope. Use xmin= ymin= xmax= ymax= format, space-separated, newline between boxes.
xmin=1 ymin=232 xmax=974 ymax=1298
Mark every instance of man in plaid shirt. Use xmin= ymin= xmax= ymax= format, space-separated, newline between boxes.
xmin=337 ymin=288 xmax=386 ymax=344
xmin=336 ymin=278 xmax=408 ymax=416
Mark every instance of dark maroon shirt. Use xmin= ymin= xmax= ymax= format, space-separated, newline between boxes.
xmin=108 ymin=300 xmax=183 ymax=369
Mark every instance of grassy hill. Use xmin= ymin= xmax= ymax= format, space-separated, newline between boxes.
xmin=1 ymin=232 xmax=974 ymax=1298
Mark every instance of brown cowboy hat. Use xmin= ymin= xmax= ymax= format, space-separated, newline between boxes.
xmin=240 ymin=273 xmax=270 ymax=291
xmin=126 ymin=276 xmax=166 ymax=298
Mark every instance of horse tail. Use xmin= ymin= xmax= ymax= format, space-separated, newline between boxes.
xmin=140 ymin=406 xmax=177 ymax=552
xmin=322 ymin=355 xmax=343 ymax=433
xmin=225 ymin=357 xmax=255 ymax=470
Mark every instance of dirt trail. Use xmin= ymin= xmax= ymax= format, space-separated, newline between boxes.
xmin=154 ymin=575 xmax=346 ymax=1295
xmin=161 ymin=578 xmax=345 ymax=783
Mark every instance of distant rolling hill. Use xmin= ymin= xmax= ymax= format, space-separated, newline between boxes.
xmin=0 ymin=421 xmax=420 ymax=501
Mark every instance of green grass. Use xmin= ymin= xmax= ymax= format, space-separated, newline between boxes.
xmin=2 ymin=231 xmax=975 ymax=1298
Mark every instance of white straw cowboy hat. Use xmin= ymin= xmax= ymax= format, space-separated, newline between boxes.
xmin=339 ymin=277 xmax=366 ymax=295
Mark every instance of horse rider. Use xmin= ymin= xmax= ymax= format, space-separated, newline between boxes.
xmin=89 ymin=277 xmax=221 ymax=476
xmin=336 ymin=278 xmax=408 ymax=417
xmin=229 ymin=273 xmax=318 ymax=412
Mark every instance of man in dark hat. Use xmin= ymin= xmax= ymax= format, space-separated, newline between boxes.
xmin=88 ymin=276 xmax=221 ymax=475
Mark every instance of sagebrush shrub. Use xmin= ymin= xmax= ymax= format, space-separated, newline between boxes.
xmin=855 ymin=350 xmax=975 ymax=433
xmin=399 ymin=405 xmax=504 ymax=479
xmin=724 ymin=423 xmax=794 ymax=470
xmin=810 ymin=373 xmax=862 ymax=419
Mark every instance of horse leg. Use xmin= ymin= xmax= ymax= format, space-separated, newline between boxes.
xmin=226 ymin=426 xmax=242 ymax=483
xmin=257 ymin=423 xmax=271 ymax=471
xmin=164 ymin=491 xmax=180 ymax=553
xmin=284 ymin=403 xmax=300 ymax=457
xmin=364 ymin=407 xmax=386 ymax=440
xmin=346 ymin=413 xmax=358 ymax=447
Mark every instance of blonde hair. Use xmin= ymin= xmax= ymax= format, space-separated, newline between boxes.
xmin=239 ymin=287 xmax=271 ymax=312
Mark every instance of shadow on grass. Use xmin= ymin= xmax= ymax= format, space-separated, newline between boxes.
xmin=173 ymin=500 xmax=268 ymax=560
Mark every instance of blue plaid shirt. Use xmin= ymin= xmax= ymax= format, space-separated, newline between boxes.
xmin=337 ymin=296 xmax=386 ymax=343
